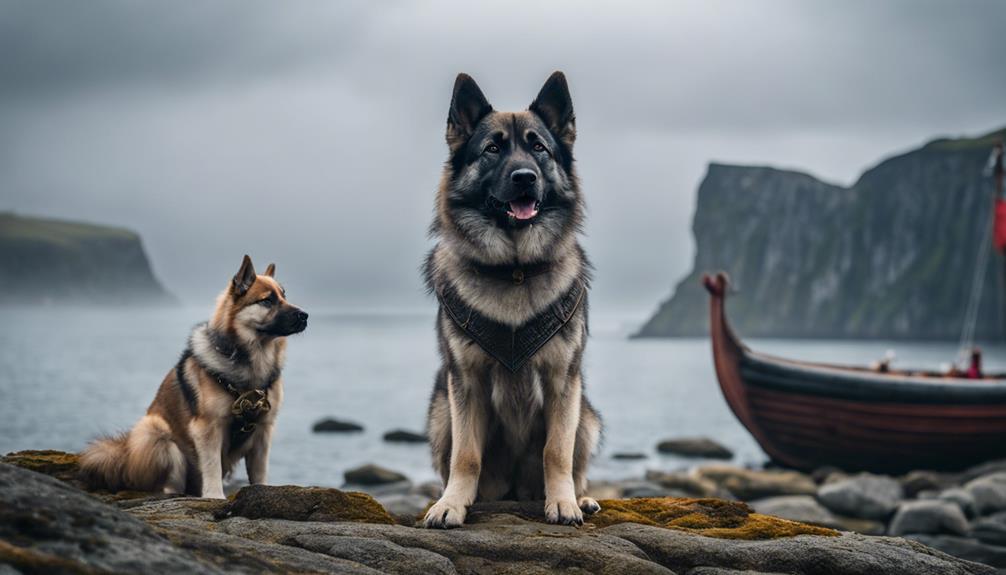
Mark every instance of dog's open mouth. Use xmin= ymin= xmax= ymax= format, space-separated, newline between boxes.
xmin=506 ymin=197 xmax=540 ymax=221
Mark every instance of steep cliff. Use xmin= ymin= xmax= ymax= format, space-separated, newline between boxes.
xmin=0 ymin=213 xmax=174 ymax=305
xmin=636 ymin=127 xmax=1006 ymax=340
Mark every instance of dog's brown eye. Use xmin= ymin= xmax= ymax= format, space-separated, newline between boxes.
xmin=533 ymin=142 xmax=546 ymax=153
xmin=259 ymin=299 xmax=273 ymax=307
xmin=485 ymin=144 xmax=500 ymax=154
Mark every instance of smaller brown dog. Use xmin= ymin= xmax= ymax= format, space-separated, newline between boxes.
xmin=80 ymin=255 xmax=307 ymax=498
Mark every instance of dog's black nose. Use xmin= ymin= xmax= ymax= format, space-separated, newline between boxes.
xmin=511 ymin=169 xmax=537 ymax=187
xmin=297 ymin=311 xmax=309 ymax=322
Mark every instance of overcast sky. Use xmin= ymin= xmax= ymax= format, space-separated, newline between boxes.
xmin=2 ymin=1 xmax=1004 ymax=319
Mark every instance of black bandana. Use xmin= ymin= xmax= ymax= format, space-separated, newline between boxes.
xmin=436 ymin=279 xmax=585 ymax=372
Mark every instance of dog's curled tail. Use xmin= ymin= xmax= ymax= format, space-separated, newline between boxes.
xmin=79 ymin=433 xmax=129 ymax=491
xmin=79 ymin=414 xmax=184 ymax=493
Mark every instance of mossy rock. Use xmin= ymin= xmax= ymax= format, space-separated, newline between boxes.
xmin=590 ymin=497 xmax=839 ymax=540
xmin=0 ymin=540 xmax=103 ymax=575
xmin=219 ymin=484 xmax=395 ymax=524
xmin=2 ymin=449 xmax=80 ymax=482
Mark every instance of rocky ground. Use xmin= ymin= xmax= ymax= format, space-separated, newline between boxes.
xmin=1 ymin=450 xmax=1000 ymax=574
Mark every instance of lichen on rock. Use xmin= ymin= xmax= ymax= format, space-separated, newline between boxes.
xmin=1 ymin=449 xmax=81 ymax=481
xmin=590 ymin=497 xmax=839 ymax=539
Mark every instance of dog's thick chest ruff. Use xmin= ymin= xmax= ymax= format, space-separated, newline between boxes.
xmin=436 ymin=279 xmax=585 ymax=372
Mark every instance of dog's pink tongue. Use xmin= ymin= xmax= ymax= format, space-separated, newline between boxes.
xmin=508 ymin=198 xmax=539 ymax=220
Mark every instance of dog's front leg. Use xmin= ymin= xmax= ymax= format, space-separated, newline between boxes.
xmin=424 ymin=372 xmax=487 ymax=528
xmin=245 ymin=422 xmax=273 ymax=485
xmin=190 ymin=418 xmax=226 ymax=499
xmin=543 ymin=373 xmax=583 ymax=525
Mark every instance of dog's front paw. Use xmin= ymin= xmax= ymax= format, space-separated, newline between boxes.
xmin=578 ymin=496 xmax=601 ymax=515
xmin=545 ymin=498 xmax=584 ymax=526
xmin=423 ymin=497 xmax=467 ymax=528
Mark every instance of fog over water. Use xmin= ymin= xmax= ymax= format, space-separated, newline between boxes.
xmin=2 ymin=1 xmax=1004 ymax=317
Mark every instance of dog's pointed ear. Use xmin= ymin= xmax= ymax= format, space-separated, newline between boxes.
xmin=264 ymin=263 xmax=276 ymax=278
xmin=232 ymin=255 xmax=257 ymax=297
xmin=447 ymin=73 xmax=492 ymax=152
xmin=530 ymin=71 xmax=575 ymax=148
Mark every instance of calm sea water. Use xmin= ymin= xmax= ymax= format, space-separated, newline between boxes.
xmin=2 ymin=306 xmax=1004 ymax=487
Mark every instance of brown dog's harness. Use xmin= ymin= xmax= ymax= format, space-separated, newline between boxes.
xmin=436 ymin=267 xmax=586 ymax=373
xmin=226 ymin=385 xmax=272 ymax=434
xmin=177 ymin=328 xmax=279 ymax=449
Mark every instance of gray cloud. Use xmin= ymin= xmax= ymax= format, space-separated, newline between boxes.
xmin=1 ymin=0 xmax=1004 ymax=318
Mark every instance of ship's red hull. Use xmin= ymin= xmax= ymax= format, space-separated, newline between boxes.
xmin=705 ymin=272 xmax=1006 ymax=473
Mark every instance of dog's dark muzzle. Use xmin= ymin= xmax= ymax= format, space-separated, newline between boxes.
xmin=262 ymin=308 xmax=308 ymax=336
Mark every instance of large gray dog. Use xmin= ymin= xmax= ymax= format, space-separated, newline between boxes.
xmin=423 ymin=72 xmax=602 ymax=528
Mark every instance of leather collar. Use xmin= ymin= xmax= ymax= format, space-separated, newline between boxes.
xmin=436 ymin=279 xmax=585 ymax=372
xmin=467 ymin=260 xmax=553 ymax=286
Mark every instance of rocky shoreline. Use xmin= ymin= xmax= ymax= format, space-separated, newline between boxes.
xmin=1 ymin=450 xmax=1002 ymax=574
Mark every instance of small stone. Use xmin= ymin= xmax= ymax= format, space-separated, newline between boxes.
xmin=749 ymin=495 xmax=841 ymax=528
xmin=645 ymin=470 xmax=722 ymax=498
xmin=695 ymin=465 xmax=817 ymax=501
xmin=410 ymin=480 xmax=444 ymax=499
xmin=817 ymin=473 xmax=903 ymax=520
xmin=939 ymin=487 xmax=978 ymax=518
xmin=888 ymin=500 xmax=970 ymax=536
xmin=618 ymin=480 xmax=683 ymax=499
xmin=343 ymin=464 xmax=408 ymax=486
xmin=612 ymin=452 xmax=649 ymax=460
xmin=973 ymin=510 xmax=1006 ymax=546
xmin=311 ymin=418 xmax=364 ymax=433
xmin=376 ymin=493 xmax=432 ymax=524
xmin=810 ymin=465 xmax=843 ymax=485
xmin=964 ymin=471 xmax=1006 ymax=515
xmin=656 ymin=437 xmax=734 ymax=459
xmin=584 ymin=481 xmax=623 ymax=501
xmin=831 ymin=515 xmax=886 ymax=535
xmin=382 ymin=429 xmax=428 ymax=443
xmin=901 ymin=470 xmax=953 ymax=498
xmin=960 ymin=459 xmax=1006 ymax=483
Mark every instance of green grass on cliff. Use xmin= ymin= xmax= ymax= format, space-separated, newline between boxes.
xmin=926 ymin=126 xmax=1006 ymax=151
xmin=0 ymin=212 xmax=138 ymax=248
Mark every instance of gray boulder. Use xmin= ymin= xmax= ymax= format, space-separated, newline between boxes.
xmin=344 ymin=464 xmax=409 ymax=486
xmin=907 ymin=534 xmax=1006 ymax=570
xmin=606 ymin=523 xmax=993 ymax=574
xmin=749 ymin=495 xmax=840 ymax=529
xmin=888 ymin=500 xmax=970 ymax=536
xmin=694 ymin=465 xmax=817 ymax=501
xmin=0 ymin=463 xmax=220 ymax=574
xmin=964 ymin=472 xmax=1006 ymax=516
xmin=817 ymin=473 xmax=903 ymax=520
xmin=972 ymin=511 xmax=1006 ymax=546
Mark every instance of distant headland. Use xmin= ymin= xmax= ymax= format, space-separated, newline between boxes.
xmin=0 ymin=212 xmax=174 ymax=306
xmin=637 ymin=126 xmax=1006 ymax=340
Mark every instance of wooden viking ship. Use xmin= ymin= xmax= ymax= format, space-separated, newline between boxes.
xmin=704 ymin=272 xmax=1006 ymax=473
